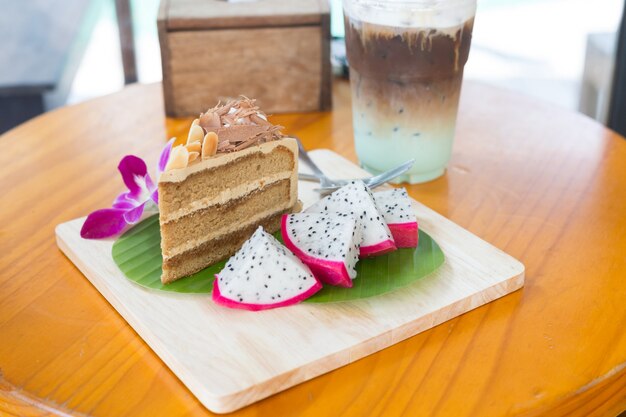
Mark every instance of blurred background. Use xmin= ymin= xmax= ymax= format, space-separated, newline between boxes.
xmin=1 ymin=0 xmax=624 ymax=133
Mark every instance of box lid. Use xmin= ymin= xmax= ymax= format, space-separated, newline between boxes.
xmin=159 ymin=0 xmax=329 ymax=30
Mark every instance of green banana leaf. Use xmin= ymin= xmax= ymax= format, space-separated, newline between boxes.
xmin=112 ymin=215 xmax=444 ymax=301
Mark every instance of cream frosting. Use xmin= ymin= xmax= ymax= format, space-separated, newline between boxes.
xmin=159 ymin=138 xmax=298 ymax=184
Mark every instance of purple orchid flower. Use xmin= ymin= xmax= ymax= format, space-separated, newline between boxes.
xmin=80 ymin=139 xmax=175 ymax=239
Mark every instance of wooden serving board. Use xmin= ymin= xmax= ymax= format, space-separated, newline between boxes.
xmin=55 ymin=150 xmax=524 ymax=414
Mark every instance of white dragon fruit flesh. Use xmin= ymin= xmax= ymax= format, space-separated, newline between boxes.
xmin=212 ymin=227 xmax=322 ymax=311
xmin=306 ymin=181 xmax=396 ymax=257
xmin=281 ymin=212 xmax=361 ymax=288
xmin=374 ymin=188 xmax=418 ymax=248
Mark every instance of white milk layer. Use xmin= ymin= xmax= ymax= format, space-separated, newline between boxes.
xmin=345 ymin=0 xmax=476 ymax=35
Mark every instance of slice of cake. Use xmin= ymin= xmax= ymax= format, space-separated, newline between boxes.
xmin=158 ymin=98 xmax=299 ymax=283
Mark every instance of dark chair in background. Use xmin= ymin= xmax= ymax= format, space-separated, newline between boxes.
xmin=0 ymin=0 xmax=96 ymax=133
xmin=0 ymin=0 xmax=137 ymax=134
xmin=115 ymin=0 xmax=138 ymax=85
xmin=609 ymin=2 xmax=626 ymax=138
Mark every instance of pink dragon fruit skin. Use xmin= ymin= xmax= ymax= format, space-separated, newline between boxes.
xmin=306 ymin=181 xmax=396 ymax=257
xmin=374 ymin=188 xmax=419 ymax=248
xmin=359 ymin=239 xmax=400 ymax=256
xmin=281 ymin=213 xmax=360 ymax=288
xmin=212 ymin=227 xmax=322 ymax=311
xmin=388 ymin=223 xmax=418 ymax=248
xmin=212 ymin=278 xmax=322 ymax=311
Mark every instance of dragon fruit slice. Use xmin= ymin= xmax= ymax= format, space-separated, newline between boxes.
xmin=306 ymin=181 xmax=396 ymax=257
xmin=281 ymin=213 xmax=361 ymax=288
xmin=374 ymin=188 xmax=418 ymax=248
xmin=212 ymin=227 xmax=322 ymax=311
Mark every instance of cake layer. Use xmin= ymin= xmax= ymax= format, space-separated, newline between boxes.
xmin=161 ymin=179 xmax=291 ymax=257
xmin=159 ymin=171 xmax=292 ymax=223
xmin=159 ymin=144 xmax=296 ymax=214
xmin=158 ymin=138 xmax=299 ymax=284
xmin=161 ymin=207 xmax=292 ymax=284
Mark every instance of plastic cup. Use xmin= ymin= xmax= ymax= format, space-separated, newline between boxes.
xmin=343 ymin=0 xmax=477 ymax=183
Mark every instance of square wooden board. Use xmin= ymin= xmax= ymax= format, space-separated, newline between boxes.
xmin=56 ymin=150 xmax=524 ymax=414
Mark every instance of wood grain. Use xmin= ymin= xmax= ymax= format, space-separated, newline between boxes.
xmin=1 ymin=81 xmax=625 ymax=416
xmin=162 ymin=0 xmax=326 ymax=30
xmin=55 ymin=150 xmax=524 ymax=413
xmin=158 ymin=0 xmax=331 ymax=116
xmin=163 ymin=26 xmax=323 ymax=116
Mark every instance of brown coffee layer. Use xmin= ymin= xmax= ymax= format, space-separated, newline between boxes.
xmin=345 ymin=18 xmax=473 ymax=123
xmin=350 ymin=68 xmax=462 ymax=123
xmin=161 ymin=208 xmax=292 ymax=284
xmin=160 ymin=179 xmax=291 ymax=256
xmin=158 ymin=146 xmax=295 ymax=213
xmin=345 ymin=18 xmax=474 ymax=80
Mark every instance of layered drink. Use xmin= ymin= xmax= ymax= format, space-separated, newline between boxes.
xmin=344 ymin=0 xmax=476 ymax=183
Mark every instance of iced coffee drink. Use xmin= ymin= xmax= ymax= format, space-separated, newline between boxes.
xmin=344 ymin=0 xmax=476 ymax=183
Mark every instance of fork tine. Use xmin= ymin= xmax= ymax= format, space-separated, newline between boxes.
xmin=365 ymin=159 xmax=415 ymax=189
xmin=314 ymin=160 xmax=413 ymax=193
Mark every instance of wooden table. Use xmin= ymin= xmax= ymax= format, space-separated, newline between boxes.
xmin=1 ymin=81 xmax=625 ymax=417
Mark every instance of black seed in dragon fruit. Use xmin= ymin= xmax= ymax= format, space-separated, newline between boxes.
xmin=373 ymin=188 xmax=418 ymax=248
xmin=281 ymin=212 xmax=361 ymax=287
xmin=212 ymin=227 xmax=322 ymax=311
xmin=305 ymin=181 xmax=396 ymax=257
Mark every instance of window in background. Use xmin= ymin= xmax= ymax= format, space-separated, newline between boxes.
xmin=68 ymin=0 xmax=161 ymax=104
xmin=466 ymin=0 xmax=623 ymax=117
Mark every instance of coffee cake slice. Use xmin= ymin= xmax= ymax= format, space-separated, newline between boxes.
xmin=158 ymin=98 xmax=299 ymax=283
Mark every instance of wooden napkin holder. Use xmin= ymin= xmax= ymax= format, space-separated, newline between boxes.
xmin=158 ymin=0 xmax=331 ymax=117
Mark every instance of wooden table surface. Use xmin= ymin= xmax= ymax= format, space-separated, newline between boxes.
xmin=1 ymin=80 xmax=625 ymax=417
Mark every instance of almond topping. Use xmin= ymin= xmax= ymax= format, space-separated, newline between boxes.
xmin=191 ymin=118 xmax=200 ymax=127
xmin=187 ymin=124 xmax=204 ymax=144
xmin=164 ymin=145 xmax=189 ymax=171
xmin=202 ymin=132 xmax=218 ymax=159
xmin=185 ymin=142 xmax=201 ymax=153
xmin=188 ymin=151 xmax=199 ymax=163
xmin=199 ymin=111 xmax=220 ymax=131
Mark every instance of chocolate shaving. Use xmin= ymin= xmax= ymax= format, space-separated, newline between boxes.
xmin=217 ymin=140 xmax=233 ymax=151
xmin=197 ymin=96 xmax=284 ymax=154
xmin=215 ymin=125 xmax=267 ymax=142
xmin=250 ymin=114 xmax=271 ymax=126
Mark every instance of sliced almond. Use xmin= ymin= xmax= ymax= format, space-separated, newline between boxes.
xmin=199 ymin=110 xmax=220 ymax=131
xmin=187 ymin=124 xmax=204 ymax=145
xmin=188 ymin=151 xmax=199 ymax=163
xmin=191 ymin=118 xmax=200 ymax=127
xmin=202 ymin=132 xmax=219 ymax=159
xmin=164 ymin=145 xmax=189 ymax=171
xmin=185 ymin=142 xmax=201 ymax=153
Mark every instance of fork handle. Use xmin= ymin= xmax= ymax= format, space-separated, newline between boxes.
xmin=295 ymin=138 xmax=328 ymax=179
xmin=298 ymin=173 xmax=321 ymax=182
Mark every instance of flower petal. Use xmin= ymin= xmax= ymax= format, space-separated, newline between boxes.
xmin=157 ymin=138 xmax=175 ymax=177
xmin=80 ymin=208 xmax=128 ymax=239
xmin=145 ymin=173 xmax=156 ymax=195
xmin=123 ymin=202 xmax=146 ymax=224
xmin=150 ymin=188 xmax=159 ymax=204
xmin=118 ymin=155 xmax=148 ymax=195
xmin=113 ymin=191 xmax=138 ymax=209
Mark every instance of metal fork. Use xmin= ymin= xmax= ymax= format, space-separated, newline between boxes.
xmin=296 ymin=138 xmax=415 ymax=193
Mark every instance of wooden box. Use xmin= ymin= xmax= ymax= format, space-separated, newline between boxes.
xmin=157 ymin=0 xmax=331 ymax=117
